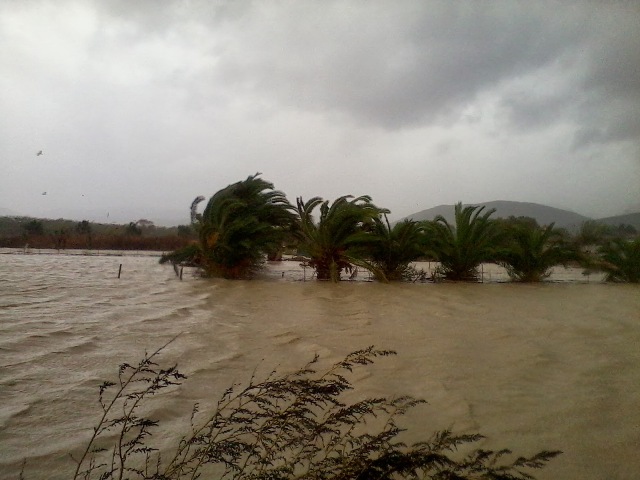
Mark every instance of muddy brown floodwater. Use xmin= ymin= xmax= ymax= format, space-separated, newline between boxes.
xmin=1 ymin=250 xmax=639 ymax=479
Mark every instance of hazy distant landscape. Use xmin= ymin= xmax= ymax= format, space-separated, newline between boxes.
xmin=1 ymin=2 xmax=639 ymax=480
xmin=5 ymin=199 xmax=640 ymax=233
xmin=2 ymin=199 xmax=638 ymax=254
xmin=401 ymin=200 xmax=640 ymax=232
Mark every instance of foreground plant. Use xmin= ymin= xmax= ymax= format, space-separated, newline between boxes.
xmin=71 ymin=344 xmax=560 ymax=479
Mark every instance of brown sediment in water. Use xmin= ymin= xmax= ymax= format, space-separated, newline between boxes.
xmin=0 ymin=252 xmax=638 ymax=479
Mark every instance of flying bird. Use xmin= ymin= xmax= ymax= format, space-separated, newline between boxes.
xmin=36 ymin=150 xmax=43 ymax=156
xmin=42 ymin=192 xmax=47 ymax=195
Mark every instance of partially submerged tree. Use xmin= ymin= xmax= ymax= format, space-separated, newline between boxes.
xmin=71 ymin=344 xmax=561 ymax=480
xmin=355 ymin=216 xmax=427 ymax=281
xmin=296 ymin=195 xmax=387 ymax=281
xmin=596 ymin=237 xmax=640 ymax=283
xmin=161 ymin=174 xmax=296 ymax=279
xmin=498 ymin=222 xmax=581 ymax=282
xmin=426 ymin=203 xmax=500 ymax=281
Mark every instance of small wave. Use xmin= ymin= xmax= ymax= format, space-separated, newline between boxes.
xmin=271 ymin=332 xmax=302 ymax=345
xmin=0 ymin=403 xmax=32 ymax=429
xmin=1 ymin=334 xmax=97 ymax=368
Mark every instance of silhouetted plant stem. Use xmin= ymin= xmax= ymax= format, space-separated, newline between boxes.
xmin=71 ymin=344 xmax=560 ymax=480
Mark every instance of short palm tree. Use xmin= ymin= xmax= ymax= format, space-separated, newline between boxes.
xmin=426 ymin=203 xmax=500 ymax=281
xmin=354 ymin=216 xmax=427 ymax=281
xmin=597 ymin=237 xmax=640 ymax=282
xmin=161 ymin=174 xmax=296 ymax=279
xmin=296 ymin=195 xmax=386 ymax=282
xmin=498 ymin=223 xmax=581 ymax=282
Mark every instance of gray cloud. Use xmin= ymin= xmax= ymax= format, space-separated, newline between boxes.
xmin=0 ymin=0 xmax=638 ymax=224
xmin=202 ymin=2 xmax=592 ymax=129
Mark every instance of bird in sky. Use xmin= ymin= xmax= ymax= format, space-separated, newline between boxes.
xmin=36 ymin=150 xmax=43 ymax=156
xmin=42 ymin=191 xmax=47 ymax=195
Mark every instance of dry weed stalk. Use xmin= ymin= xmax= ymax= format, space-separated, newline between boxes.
xmin=71 ymin=345 xmax=560 ymax=479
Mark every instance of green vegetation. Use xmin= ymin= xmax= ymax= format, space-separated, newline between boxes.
xmin=23 ymin=219 xmax=44 ymax=236
xmin=0 ymin=216 xmax=194 ymax=251
xmin=69 ymin=343 xmax=560 ymax=479
xmin=596 ymin=237 xmax=640 ymax=283
xmin=125 ymin=221 xmax=143 ymax=236
xmin=156 ymin=177 xmax=640 ymax=283
xmin=197 ymin=174 xmax=296 ymax=278
xmin=425 ymin=203 xmax=501 ymax=281
xmin=357 ymin=216 xmax=427 ymax=281
xmin=162 ymin=174 xmax=296 ymax=279
xmin=574 ymin=220 xmax=613 ymax=248
xmin=498 ymin=222 xmax=581 ymax=282
xmin=295 ymin=195 xmax=387 ymax=281
xmin=6 ymin=176 xmax=636 ymax=283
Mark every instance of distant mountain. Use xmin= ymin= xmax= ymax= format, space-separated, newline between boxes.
xmin=595 ymin=212 xmax=640 ymax=230
xmin=401 ymin=201 xmax=590 ymax=231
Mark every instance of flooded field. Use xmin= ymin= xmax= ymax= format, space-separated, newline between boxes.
xmin=0 ymin=250 xmax=638 ymax=479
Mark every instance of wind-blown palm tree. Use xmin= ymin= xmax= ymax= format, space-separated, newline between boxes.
xmin=353 ymin=216 xmax=427 ymax=281
xmin=597 ymin=237 xmax=640 ymax=283
xmin=498 ymin=223 xmax=580 ymax=282
xmin=426 ymin=203 xmax=500 ymax=281
xmin=161 ymin=174 xmax=296 ymax=279
xmin=296 ymin=195 xmax=387 ymax=282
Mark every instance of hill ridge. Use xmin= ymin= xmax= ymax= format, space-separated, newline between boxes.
xmin=401 ymin=200 xmax=590 ymax=231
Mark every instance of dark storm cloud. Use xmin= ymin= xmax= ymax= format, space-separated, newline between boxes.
xmin=1 ymin=0 xmax=638 ymax=222
xmin=498 ymin=2 xmax=640 ymax=149
xmin=200 ymin=2 xmax=588 ymax=129
xmin=93 ymin=1 xmax=640 ymax=143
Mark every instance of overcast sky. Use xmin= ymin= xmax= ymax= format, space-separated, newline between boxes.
xmin=1 ymin=0 xmax=639 ymax=226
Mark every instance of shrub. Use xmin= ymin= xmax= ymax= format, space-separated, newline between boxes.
xmin=69 ymin=342 xmax=560 ymax=480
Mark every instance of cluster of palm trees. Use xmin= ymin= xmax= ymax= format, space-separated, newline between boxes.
xmin=160 ymin=174 xmax=640 ymax=283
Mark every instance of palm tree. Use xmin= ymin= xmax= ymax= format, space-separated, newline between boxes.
xmin=498 ymin=222 xmax=580 ymax=282
xmin=426 ymin=203 xmax=500 ymax=281
xmin=354 ymin=216 xmax=427 ymax=281
xmin=597 ymin=237 xmax=640 ymax=282
xmin=161 ymin=174 xmax=296 ymax=279
xmin=296 ymin=195 xmax=387 ymax=282
xmin=574 ymin=220 xmax=612 ymax=249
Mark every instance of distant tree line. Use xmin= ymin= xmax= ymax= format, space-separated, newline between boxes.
xmin=160 ymin=174 xmax=640 ymax=283
xmin=0 ymin=217 xmax=195 ymax=251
